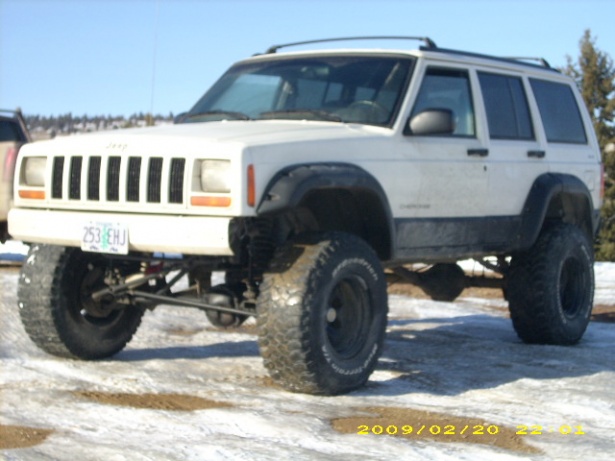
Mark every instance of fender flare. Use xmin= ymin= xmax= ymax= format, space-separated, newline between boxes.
xmin=256 ymin=162 xmax=395 ymax=256
xmin=516 ymin=173 xmax=598 ymax=250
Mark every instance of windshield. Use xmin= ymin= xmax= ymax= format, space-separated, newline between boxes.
xmin=183 ymin=55 xmax=414 ymax=126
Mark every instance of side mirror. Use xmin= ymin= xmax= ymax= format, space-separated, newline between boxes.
xmin=406 ymin=109 xmax=454 ymax=136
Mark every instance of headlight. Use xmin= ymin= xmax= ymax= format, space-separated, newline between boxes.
xmin=200 ymin=160 xmax=231 ymax=193
xmin=22 ymin=157 xmax=47 ymax=187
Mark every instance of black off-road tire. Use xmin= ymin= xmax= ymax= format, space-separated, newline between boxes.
xmin=257 ymin=232 xmax=388 ymax=395
xmin=18 ymin=244 xmax=145 ymax=359
xmin=507 ymin=224 xmax=594 ymax=345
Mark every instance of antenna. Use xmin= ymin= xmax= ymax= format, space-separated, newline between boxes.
xmin=149 ymin=0 xmax=160 ymax=122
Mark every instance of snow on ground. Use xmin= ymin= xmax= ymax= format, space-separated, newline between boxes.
xmin=0 ymin=241 xmax=28 ymax=263
xmin=0 ymin=250 xmax=614 ymax=460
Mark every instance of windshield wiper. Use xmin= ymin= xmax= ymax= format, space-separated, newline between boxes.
xmin=259 ymin=110 xmax=342 ymax=122
xmin=184 ymin=110 xmax=252 ymax=121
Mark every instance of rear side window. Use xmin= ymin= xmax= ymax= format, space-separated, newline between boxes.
xmin=478 ymin=72 xmax=534 ymax=140
xmin=529 ymin=79 xmax=587 ymax=144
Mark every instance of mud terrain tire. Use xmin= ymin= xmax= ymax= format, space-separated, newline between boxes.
xmin=18 ymin=244 xmax=145 ymax=359
xmin=257 ymin=232 xmax=388 ymax=395
xmin=507 ymin=224 xmax=594 ymax=345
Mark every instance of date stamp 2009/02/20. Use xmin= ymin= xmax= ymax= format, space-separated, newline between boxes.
xmin=356 ymin=424 xmax=586 ymax=436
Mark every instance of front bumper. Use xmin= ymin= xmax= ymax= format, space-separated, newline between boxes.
xmin=8 ymin=208 xmax=234 ymax=256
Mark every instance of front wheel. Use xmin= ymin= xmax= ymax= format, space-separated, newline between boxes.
xmin=507 ymin=224 xmax=594 ymax=345
xmin=18 ymin=245 xmax=146 ymax=359
xmin=257 ymin=232 xmax=388 ymax=395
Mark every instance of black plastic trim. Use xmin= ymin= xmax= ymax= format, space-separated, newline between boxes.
xmin=257 ymin=162 xmax=395 ymax=256
xmin=515 ymin=173 xmax=598 ymax=249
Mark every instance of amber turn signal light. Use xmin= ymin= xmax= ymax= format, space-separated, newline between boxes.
xmin=190 ymin=196 xmax=231 ymax=207
xmin=18 ymin=189 xmax=45 ymax=200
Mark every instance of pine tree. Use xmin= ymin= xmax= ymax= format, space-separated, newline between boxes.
xmin=565 ymin=29 xmax=615 ymax=261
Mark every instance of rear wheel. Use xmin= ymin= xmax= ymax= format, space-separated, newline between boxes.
xmin=18 ymin=245 xmax=146 ymax=359
xmin=257 ymin=232 xmax=388 ymax=395
xmin=507 ymin=224 xmax=594 ymax=345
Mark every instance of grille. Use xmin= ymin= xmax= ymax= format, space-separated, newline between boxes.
xmin=49 ymin=155 xmax=185 ymax=205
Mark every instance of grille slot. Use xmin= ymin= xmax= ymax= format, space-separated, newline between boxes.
xmin=126 ymin=157 xmax=142 ymax=202
xmin=69 ymin=156 xmax=83 ymax=200
xmin=147 ymin=157 xmax=163 ymax=202
xmin=88 ymin=156 xmax=102 ymax=200
xmin=169 ymin=158 xmax=185 ymax=204
xmin=107 ymin=156 xmax=121 ymax=201
xmin=52 ymin=156 xmax=65 ymax=199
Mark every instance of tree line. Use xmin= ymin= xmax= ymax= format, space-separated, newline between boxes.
xmin=24 ymin=112 xmax=175 ymax=135
xmin=565 ymin=30 xmax=615 ymax=261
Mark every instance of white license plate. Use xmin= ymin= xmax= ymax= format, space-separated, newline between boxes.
xmin=81 ymin=222 xmax=129 ymax=254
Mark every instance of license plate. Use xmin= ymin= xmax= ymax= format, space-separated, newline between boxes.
xmin=81 ymin=222 xmax=129 ymax=254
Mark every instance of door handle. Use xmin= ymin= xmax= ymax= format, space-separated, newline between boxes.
xmin=528 ymin=150 xmax=546 ymax=158
xmin=467 ymin=148 xmax=489 ymax=157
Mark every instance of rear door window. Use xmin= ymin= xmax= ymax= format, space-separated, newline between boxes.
xmin=478 ymin=72 xmax=534 ymax=140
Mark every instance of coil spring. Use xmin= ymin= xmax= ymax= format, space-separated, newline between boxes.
xmin=246 ymin=218 xmax=276 ymax=278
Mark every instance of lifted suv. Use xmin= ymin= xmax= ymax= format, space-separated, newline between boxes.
xmin=10 ymin=37 xmax=603 ymax=395
xmin=1 ymin=108 xmax=31 ymax=242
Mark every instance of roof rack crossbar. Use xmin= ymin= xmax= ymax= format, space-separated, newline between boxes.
xmin=420 ymin=47 xmax=559 ymax=72
xmin=505 ymin=57 xmax=552 ymax=68
xmin=265 ymin=36 xmax=437 ymax=54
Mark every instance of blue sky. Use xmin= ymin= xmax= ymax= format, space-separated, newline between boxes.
xmin=1 ymin=0 xmax=613 ymax=117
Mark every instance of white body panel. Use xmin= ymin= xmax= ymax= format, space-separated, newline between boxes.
xmin=9 ymin=208 xmax=233 ymax=255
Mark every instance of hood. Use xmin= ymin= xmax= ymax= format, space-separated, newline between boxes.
xmin=20 ymin=121 xmax=390 ymax=157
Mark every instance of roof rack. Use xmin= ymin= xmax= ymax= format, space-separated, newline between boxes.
xmin=264 ymin=36 xmax=437 ymax=54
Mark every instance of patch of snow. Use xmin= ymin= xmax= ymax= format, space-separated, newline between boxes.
xmin=0 ymin=240 xmax=28 ymax=262
xmin=1 ymin=262 xmax=614 ymax=460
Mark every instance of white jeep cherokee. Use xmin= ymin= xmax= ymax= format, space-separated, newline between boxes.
xmin=10 ymin=37 xmax=603 ymax=395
